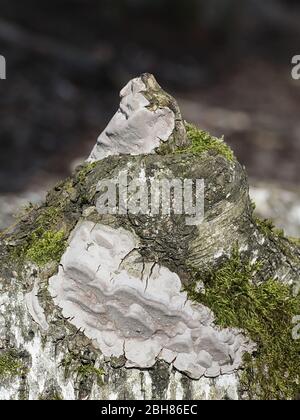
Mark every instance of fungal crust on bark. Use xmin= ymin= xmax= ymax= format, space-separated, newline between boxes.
xmin=0 ymin=74 xmax=299 ymax=400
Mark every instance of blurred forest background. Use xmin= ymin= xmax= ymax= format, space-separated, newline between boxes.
xmin=0 ymin=0 xmax=299 ymax=234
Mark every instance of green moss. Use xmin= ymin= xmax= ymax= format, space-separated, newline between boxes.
xmin=61 ymin=353 xmax=104 ymax=386
xmin=176 ymin=123 xmax=235 ymax=161
xmin=36 ymin=206 xmax=61 ymax=228
xmin=250 ymin=200 xmax=256 ymax=211
xmin=186 ymin=247 xmax=300 ymax=400
xmin=0 ymin=352 xmax=23 ymax=379
xmin=3 ymin=163 xmax=96 ymax=270
xmin=289 ymin=237 xmax=300 ymax=247
xmin=76 ymin=162 xmax=98 ymax=184
xmin=255 ymin=217 xmax=300 ymax=264
xmin=9 ymin=204 xmax=69 ymax=268
xmin=25 ymin=230 xmax=66 ymax=267
xmin=255 ymin=217 xmax=299 ymax=244
xmin=77 ymin=365 xmax=104 ymax=386
xmin=255 ymin=218 xmax=279 ymax=238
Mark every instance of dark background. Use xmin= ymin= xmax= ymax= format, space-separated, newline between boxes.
xmin=0 ymin=0 xmax=299 ymax=193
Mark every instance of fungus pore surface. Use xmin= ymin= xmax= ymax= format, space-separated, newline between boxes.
xmin=49 ymin=221 xmax=254 ymax=379
xmin=88 ymin=76 xmax=175 ymax=162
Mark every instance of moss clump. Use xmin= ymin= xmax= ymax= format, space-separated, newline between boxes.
xmin=61 ymin=353 xmax=104 ymax=386
xmin=289 ymin=237 xmax=300 ymax=247
xmin=9 ymin=204 xmax=68 ymax=268
xmin=76 ymin=162 xmax=98 ymax=184
xmin=255 ymin=217 xmax=300 ymax=264
xmin=186 ymin=247 xmax=300 ymax=400
xmin=77 ymin=365 xmax=104 ymax=386
xmin=36 ymin=206 xmax=61 ymax=228
xmin=255 ymin=217 xmax=300 ymax=247
xmin=0 ymin=352 xmax=23 ymax=379
xmin=255 ymin=217 xmax=284 ymax=239
xmin=177 ymin=123 xmax=235 ymax=161
xmin=25 ymin=230 xmax=66 ymax=267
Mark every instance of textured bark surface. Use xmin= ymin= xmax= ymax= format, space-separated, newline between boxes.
xmin=0 ymin=75 xmax=299 ymax=400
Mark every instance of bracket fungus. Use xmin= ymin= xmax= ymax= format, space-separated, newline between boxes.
xmin=49 ymin=221 xmax=254 ymax=379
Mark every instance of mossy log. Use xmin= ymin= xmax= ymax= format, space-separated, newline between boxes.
xmin=0 ymin=74 xmax=299 ymax=400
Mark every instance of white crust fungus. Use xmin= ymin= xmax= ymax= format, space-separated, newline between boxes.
xmin=49 ymin=221 xmax=254 ymax=380
xmin=88 ymin=77 xmax=175 ymax=162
